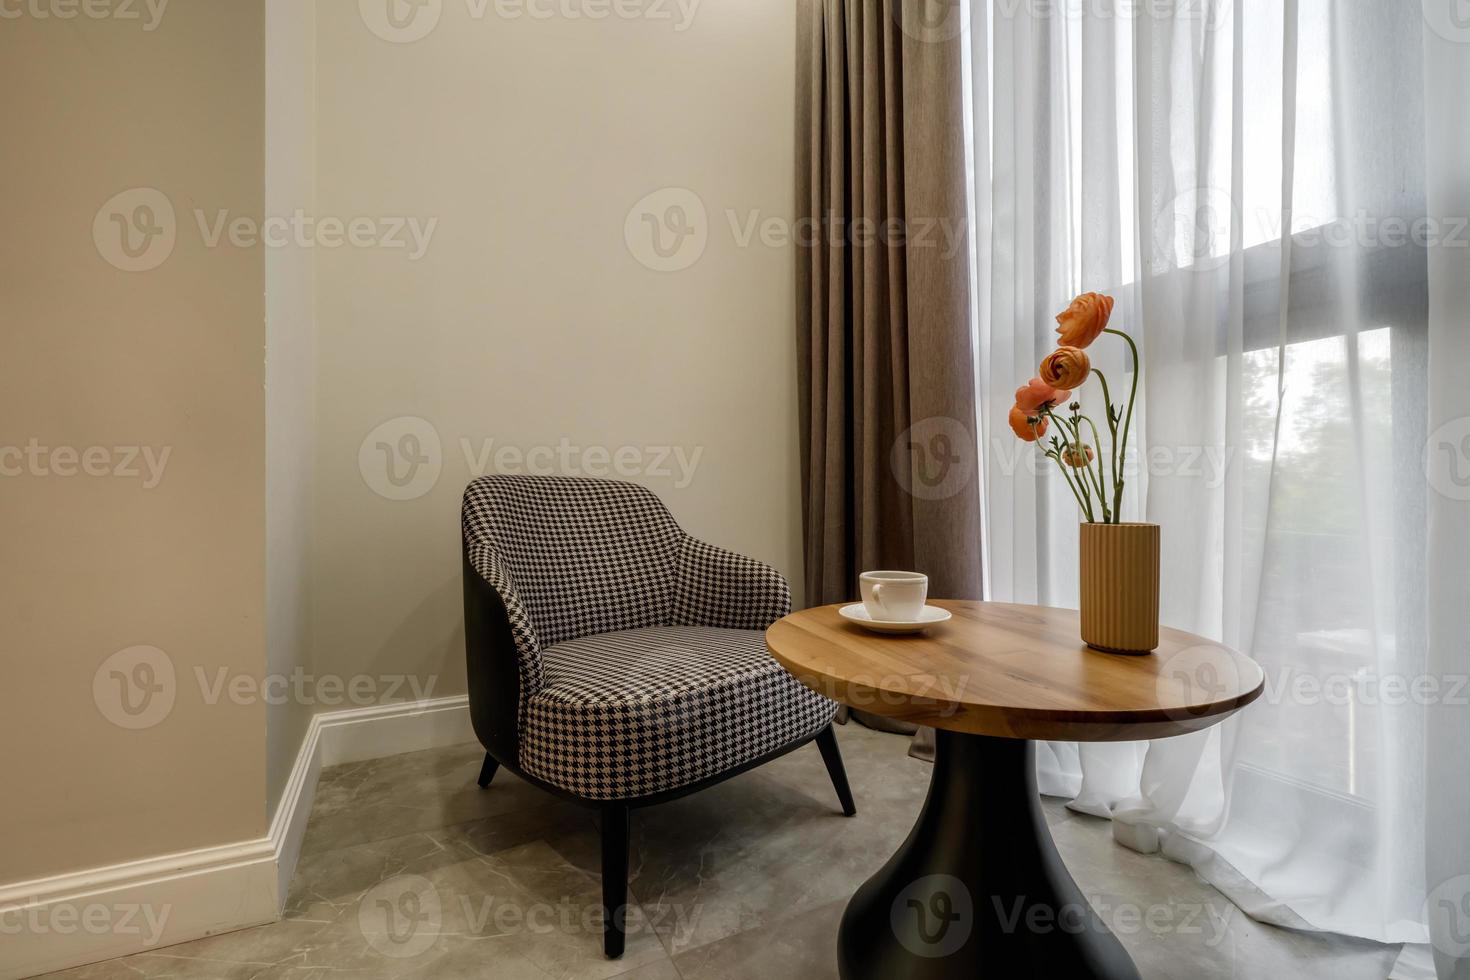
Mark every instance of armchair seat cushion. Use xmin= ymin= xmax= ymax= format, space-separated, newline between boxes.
xmin=520 ymin=626 xmax=837 ymax=801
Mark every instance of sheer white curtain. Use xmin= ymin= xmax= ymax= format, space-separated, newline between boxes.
xmin=1422 ymin=5 xmax=1470 ymax=978
xmin=964 ymin=0 xmax=1467 ymax=966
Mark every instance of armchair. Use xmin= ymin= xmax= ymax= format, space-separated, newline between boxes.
xmin=461 ymin=475 xmax=855 ymax=958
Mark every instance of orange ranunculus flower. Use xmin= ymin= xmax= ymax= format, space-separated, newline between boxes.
xmin=1055 ymin=292 xmax=1115 ymax=349
xmin=1014 ymin=377 xmax=1070 ymax=413
xmin=1061 ymin=444 xmax=1095 ymax=468
xmin=1040 ymin=346 xmax=1091 ymax=390
xmin=1008 ymin=405 xmax=1049 ymax=442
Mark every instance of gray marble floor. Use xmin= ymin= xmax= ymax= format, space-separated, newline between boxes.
xmin=42 ymin=724 xmax=1399 ymax=979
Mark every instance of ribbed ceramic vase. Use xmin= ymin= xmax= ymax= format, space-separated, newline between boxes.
xmin=1079 ymin=522 xmax=1160 ymax=654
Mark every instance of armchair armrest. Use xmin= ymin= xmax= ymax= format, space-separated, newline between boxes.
xmin=465 ymin=540 xmax=544 ymax=696
xmin=670 ymin=535 xmax=792 ymax=631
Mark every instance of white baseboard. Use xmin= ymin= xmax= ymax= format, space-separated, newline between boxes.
xmin=270 ymin=696 xmax=473 ymax=907
xmin=0 ymin=836 xmax=280 ymax=980
xmin=316 ymin=695 xmax=475 ymax=768
xmin=0 ymin=696 xmax=474 ymax=980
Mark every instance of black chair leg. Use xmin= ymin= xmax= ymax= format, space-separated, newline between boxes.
xmin=476 ymin=753 xmax=499 ymax=789
xmin=601 ymin=805 xmax=630 ymax=958
xmin=816 ymin=724 xmax=857 ymax=816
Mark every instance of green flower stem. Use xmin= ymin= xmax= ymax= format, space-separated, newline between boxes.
xmin=1044 ymin=408 xmax=1097 ymax=523
xmin=1078 ymin=413 xmax=1114 ymax=523
xmin=1091 ymin=367 xmax=1120 ymax=503
xmin=1066 ymin=414 xmax=1108 ymax=512
xmin=1046 ymin=450 xmax=1093 ymax=520
xmin=1040 ymin=411 xmax=1093 ymax=520
xmin=1103 ymin=328 xmax=1141 ymax=519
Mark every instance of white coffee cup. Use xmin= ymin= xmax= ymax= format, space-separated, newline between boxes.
xmin=860 ymin=571 xmax=929 ymax=621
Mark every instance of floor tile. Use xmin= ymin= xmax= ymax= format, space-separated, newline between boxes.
xmin=299 ymin=743 xmax=555 ymax=857
xmin=36 ymin=722 xmax=1402 ymax=980
xmin=671 ymin=900 xmax=843 ymax=980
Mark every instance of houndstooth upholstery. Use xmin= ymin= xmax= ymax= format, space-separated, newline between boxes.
xmin=522 ymin=627 xmax=836 ymax=800
xmin=462 ymin=475 xmax=835 ymax=800
xmin=462 ymin=476 xmax=683 ymax=652
xmin=465 ymin=539 xmax=545 ymax=700
xmin=671 ymin=536 xmax=792 ymax=630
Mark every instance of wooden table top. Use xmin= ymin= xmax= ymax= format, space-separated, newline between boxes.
xmin=766 ymin=600 xmax=1264 ymax=741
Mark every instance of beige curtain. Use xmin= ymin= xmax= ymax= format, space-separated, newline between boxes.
xmin=795 ymin=0 xmax=981 ymax=747
xmin=795 ymin=0 xmax=981 ymax=607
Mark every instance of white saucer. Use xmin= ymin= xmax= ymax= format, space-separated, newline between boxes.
xmin=838 ymin=603 xmax=953 ymax=634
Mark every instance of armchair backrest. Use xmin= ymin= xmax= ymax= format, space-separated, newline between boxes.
xmin=461 ymin=475 xmax=684 ymax=651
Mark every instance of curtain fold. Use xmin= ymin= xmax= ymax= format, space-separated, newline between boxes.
xmin=795 ymin=0 xmax=982 ymax=608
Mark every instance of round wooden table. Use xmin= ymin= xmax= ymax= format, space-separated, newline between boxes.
xmin=766 ymin=600 xmax=1264 ymax=980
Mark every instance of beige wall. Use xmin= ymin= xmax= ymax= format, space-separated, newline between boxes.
xmin=0 ymin=0 xmax=800 ymax=887
xmin=309 ymin=1 xmax=802 ymax=695
xmin=0 ymin=2 xmax=266 ymax=881
xmin=265 ymin=0 xmax=318 ymax=821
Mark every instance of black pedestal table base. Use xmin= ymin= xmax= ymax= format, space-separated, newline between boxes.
xmin=837 ymin=729 xmax=1141 ymax=979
